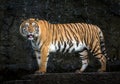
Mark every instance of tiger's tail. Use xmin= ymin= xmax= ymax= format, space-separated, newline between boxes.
xmin=99 ymin=29 xmax=110 ymax=61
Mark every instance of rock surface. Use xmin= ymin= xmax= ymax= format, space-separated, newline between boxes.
xmin=4 ymin=72 xmax=120 ymax=84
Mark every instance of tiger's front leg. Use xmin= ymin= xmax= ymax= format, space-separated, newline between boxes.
xmin=35 ymin=51 xmax=42 ymax=73
xmin=36 ymin=47 xmax=49 ymax=74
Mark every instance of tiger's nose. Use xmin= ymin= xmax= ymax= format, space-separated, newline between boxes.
xmin=28 ymin=28 xmax=34 ymax=33
xmin=29 ymin=31 xmax=33 ymax=33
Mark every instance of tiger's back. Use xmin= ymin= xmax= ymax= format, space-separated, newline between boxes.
xmin=48 ymin=23 xmax=102 ymax=53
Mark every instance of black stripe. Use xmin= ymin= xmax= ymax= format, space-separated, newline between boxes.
xmin=62 ymin=42 xmax=67 ymax=53
xmin=67 ymin=24 xmax=76 ymax=35
xmin=70 ymin=24 xmax=79 ymax=42
xmin=71 ymin=48 xmax=75 ymax=52
xmin=74 ymin=23 xmax=80 ymax=33
xmin=97 ymin=55 xmax=103 ymax=59
xmin=62 ymin=24 xmax=69 ymax=40
xmin=94 ymin=53 xmax=102 ymax=57
xmin=65 ymin=24 xmax=73 ymax=40
xmin=63 ymin=27 xmax=70 ymax=40
xmin=66 ymin=41 xmax=73 ymax=53
xmin=57 ymin=41 xmax=61 ymax=52
xmin=73 ymin=23 xmax=79 ymax=33
xmin=78 ymin=23 xmax=84 ymax=33
xmin=76 ymin=41 xmax=79 ymax=47
xmin=93 ymin=47 xmax=100 ymax=55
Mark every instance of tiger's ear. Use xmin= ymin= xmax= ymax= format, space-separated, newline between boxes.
xmin=21 ymin=19 xmax=25 ymax=22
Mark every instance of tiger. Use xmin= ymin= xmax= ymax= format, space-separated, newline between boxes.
xmin=20 ymin=18 xmax=108 ymax=73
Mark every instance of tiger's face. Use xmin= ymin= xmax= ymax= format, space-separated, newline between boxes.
xmin=20 ymin=19 xmax=40 ymax=40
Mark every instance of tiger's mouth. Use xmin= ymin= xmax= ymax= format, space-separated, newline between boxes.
xmin=27 ymin=34 xmax=34 ymax=40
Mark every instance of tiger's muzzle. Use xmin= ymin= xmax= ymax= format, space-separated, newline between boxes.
xmin=27 ymin=33 xmax=34 ymax=40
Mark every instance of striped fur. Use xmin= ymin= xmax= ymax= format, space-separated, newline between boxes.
xmin=20 ymin=18 xmax=107 ymax=73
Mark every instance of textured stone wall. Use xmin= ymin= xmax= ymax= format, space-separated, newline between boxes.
xmin=0 ymin=0 xmax=120 ymax=82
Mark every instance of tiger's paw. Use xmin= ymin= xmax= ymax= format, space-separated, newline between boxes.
xmin=97 ymin=69 xmax=106 ymax=72
xmin=35 ymin=70 xmax=45 ymax=75
xmin=75 ymin=70 xmax=82 ymax=74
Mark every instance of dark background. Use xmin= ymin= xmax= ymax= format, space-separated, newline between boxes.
xmin=0 ymin=0 xmax=120 ymax=83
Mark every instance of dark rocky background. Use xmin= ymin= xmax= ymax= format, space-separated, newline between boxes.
xmin=0 ymin=0 xmax=120 ymax=83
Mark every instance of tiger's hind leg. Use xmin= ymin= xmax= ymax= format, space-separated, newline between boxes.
xmin=95 ymin=53 xmax=106 ymax=72
xmin=92 ymin=47 xmax=106 ymax=72
xmin=76 ymin=49 xmax=89 ymax=73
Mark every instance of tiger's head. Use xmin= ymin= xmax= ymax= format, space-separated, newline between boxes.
xmin=20 ymin=18 xmax=40 ymax=40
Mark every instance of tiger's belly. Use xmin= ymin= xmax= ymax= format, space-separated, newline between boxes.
xmin=49 ymin=41 xmax=86 ymax=53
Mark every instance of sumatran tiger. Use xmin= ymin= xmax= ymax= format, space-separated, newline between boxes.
xmin=20 ymin=18 xmax=108 ymax=73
